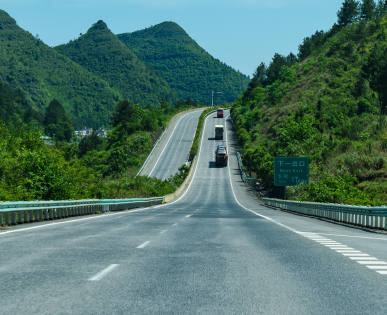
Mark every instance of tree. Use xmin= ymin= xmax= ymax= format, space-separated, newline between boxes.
xmin=248 ymin=62 xmax=267 ymax=90
xmin=359 ymin=0 xmax=376 ymax=21
xmin=375 ymin=0 xmax=387 ymax=17
xmin=337 ymin=0 xmax=359 ymax=27
xmin=110 ymin=100 xmax=142 ymax=133
xmin=78 ymin=131 xmax=103 ymax=158
xmin=44 ymin=99 xmax=66 ymax=126
xmin=44 ymin=99 xmax=73 ymax=142
xmin=362 ymin=42 xmax=387 ymax=125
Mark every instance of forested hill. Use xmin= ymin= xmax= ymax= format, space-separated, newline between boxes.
xmin=232 ymin=1 xmax=387 ymax=205
xmin=117 ymin=22 xmax=249 ymax=105
xmin=55 ymin=21 xmax=178 ymax=107
xmin=0 ymin=10 xmax=121 ymax=128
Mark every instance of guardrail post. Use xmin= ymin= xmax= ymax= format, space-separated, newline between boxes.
xmin=35 ymin=210 xmax=39 ymax=221
xmin=11 ymin=212 xmax=16 ymax=225
xmin=29 ymin=210 xmax=34 ymax=222
xmin=0 ymin=212 xmax=3 ymax=226
xmin=18 ymin=211 xmax=23 ymax=224
xmin=5 ymin=212 xmax=10 ymax=225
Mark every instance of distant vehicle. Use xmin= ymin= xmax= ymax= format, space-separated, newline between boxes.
xmin=215 ymin=125 xmax=224 ymax=140
xmin=215 ymin=145 xmax=228 ymax=166
xmin=217 ymin=108 xmax=224 ymax=118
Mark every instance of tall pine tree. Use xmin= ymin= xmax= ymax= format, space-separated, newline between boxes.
xmin=359 ymin=0 xmax=376 ymax=21
xmin=337 ymin=0 xmax=360 ymax=27
xmin=375 ymin=0 xmax=386 ymax=17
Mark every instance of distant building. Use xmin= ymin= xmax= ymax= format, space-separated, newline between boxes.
xmin=96 ymin=128 xmax=110 ymax=137
xmin=40 ymin=136 xmax=53 ymax=145
xmin=75 ymin=127 xmax=109 ymax=138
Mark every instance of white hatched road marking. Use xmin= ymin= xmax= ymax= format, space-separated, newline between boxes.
xmin=301 ymin=232 xmax=387 ymax=275
xmin=88 ymin=264 xmax=119 ymax=281
xmin=137 ymin=241 xmax=150 ymax=249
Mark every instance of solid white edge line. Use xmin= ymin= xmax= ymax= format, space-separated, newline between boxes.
xmin=88 ymin=264 xmax=119 ymax=281
xmin=148 ymin=112 xmax=193 ymax=177
xmin=367 ymin=266 xmax=387 ymax=269
xmin=223 ymin=114 xmax=299 ymax=233
xmin=137 ymin=241 xmax=150 ymax=249
xmin=376 ymin=271 xmax=387 ymax=274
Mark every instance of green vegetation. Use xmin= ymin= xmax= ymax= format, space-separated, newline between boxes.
xmin=117 ymin=22 xmax=249 ymax=105
xmin=0 ymin=10 xmax=120 ymax=128
xmin=55 ymin=20 xmax=178 ymax=109
xmin=0 ymin=87 xmax=194 ymax=201
xmin=232 ymin=0 xmax=387 ymax=206
xmin=189 ymin=107 xmax=222 ymax=160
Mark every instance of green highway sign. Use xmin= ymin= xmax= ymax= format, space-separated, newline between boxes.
xmin=274 ymin=157 xmax=309 ymax=186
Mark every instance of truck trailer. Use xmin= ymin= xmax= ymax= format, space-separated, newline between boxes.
xmin=215 ymin=125 xmax=224 ymax=140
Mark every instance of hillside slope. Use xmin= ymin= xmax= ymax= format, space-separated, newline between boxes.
xmin=117 ymin=22 xmax=249 ymax=105
xmin=55 ymin=21 xmax=178 ymax=107
xmin=232 ymin=17 xmax=387 ymax=206
xmin=0 ymin=10 xmax=120 ymax=128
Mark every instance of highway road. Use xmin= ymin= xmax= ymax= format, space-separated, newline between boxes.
xmin=140 ymin=109 xmax=203 ymax=180
xmin=1 ymin=110 xmax=387 ymax=314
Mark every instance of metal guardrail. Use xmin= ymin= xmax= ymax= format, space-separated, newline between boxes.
xmin=263 ymin=198 xmax=387 ymax=230
xmin=236 ymin=152 xmax=257 ymax=181
xmin=0 ymin=197 xmax=164 ymax=226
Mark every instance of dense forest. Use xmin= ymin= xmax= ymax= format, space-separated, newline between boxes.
xmin=0 ymin=83 xmax=193 ymax=201
xmin=55 ymin=20 xmax=178 ymax=109
xmin=232 ymin=0 xmax=387 ymax=206
xmin=117 ymin=22 xmax=249 ymax=105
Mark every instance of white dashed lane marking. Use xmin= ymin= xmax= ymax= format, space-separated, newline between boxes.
xmin=299 ymin=232 xmax=387 ymax=275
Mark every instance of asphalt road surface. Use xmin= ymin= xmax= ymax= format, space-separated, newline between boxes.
xmin=140 ymin=109 xmax=203 ymax=180
xmin=1 ymin=110 xmax=387 ymax=314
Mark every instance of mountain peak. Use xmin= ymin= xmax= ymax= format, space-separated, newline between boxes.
xmin=0 ymin=10 xmax=18 ymax=29
xmin=89 ymin=20 xmax=109 ymax=32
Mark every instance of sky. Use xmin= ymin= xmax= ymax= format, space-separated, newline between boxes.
xmin=0 ymin=0 xmax=342 ymax=77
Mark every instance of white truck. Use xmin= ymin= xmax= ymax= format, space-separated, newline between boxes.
xmin=215 ymin=125 xmax=224 ymax=140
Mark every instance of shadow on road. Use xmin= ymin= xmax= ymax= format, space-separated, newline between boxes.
xmin=209 ymin=161 xmax=218 ymax=168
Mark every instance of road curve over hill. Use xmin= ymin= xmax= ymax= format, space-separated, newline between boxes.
xmin=139 ymin=109 xmax=203 ymax=180
xmin=1 ymin=111 xmax=387 ymax=314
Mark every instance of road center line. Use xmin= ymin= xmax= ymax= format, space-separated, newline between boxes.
xmin=88 ymin=264 xmax=119 ymax=281
xmin=137 ymin=241 xmax=150 ymax=249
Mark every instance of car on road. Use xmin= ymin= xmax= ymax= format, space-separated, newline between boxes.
xmin=215 ymin=145 xmax=228 ymax=166
xmin=217 ymin=108 xmax=224 ymax=118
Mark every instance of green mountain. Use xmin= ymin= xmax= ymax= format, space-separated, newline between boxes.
xmin=232 ymin=13 xmax=387 ymax=205
xmin=0 ymin=10 xmax=121 ymax=128
xmin=55 ymin=20 xmax=177 ymax=107
xmin=117 ymin=22 xmax=249 ymax=105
